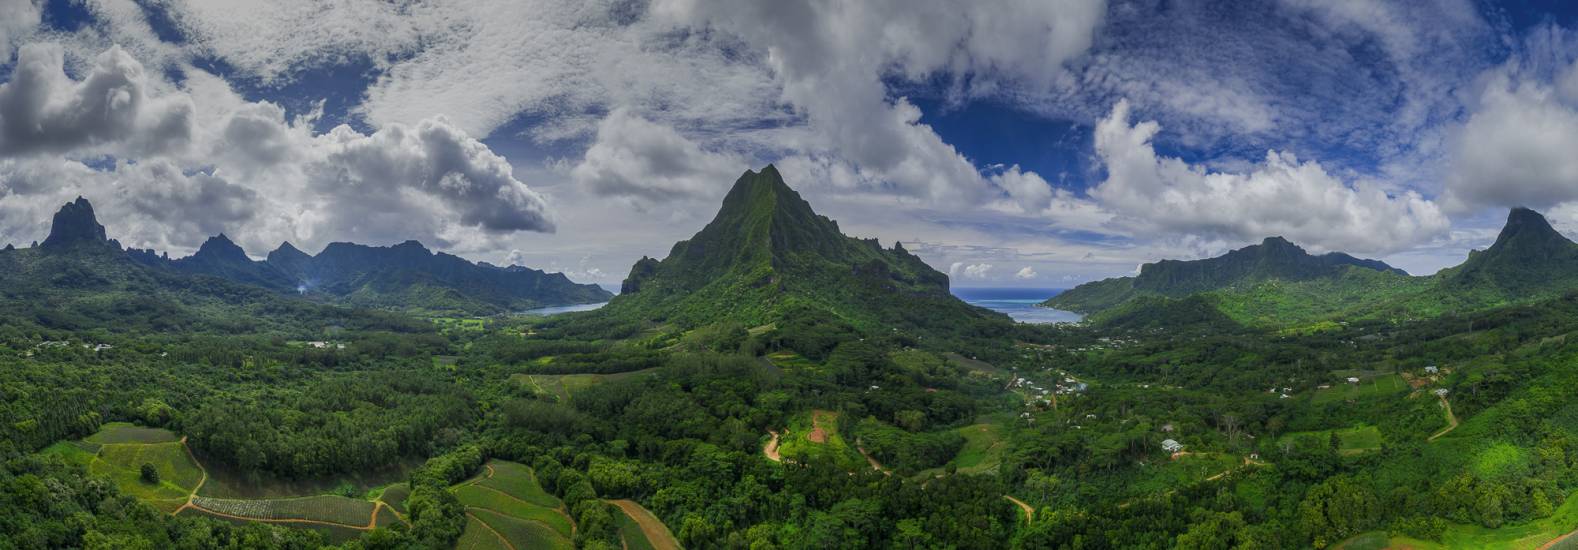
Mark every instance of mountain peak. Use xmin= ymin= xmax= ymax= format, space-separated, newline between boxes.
xmin=192 ymin=234 xmax=251 ymax=263
xmin=1494 ymin=207 xmax=1565 ymax=248
xmin=40 ymin=197 xmax=110 ymax=250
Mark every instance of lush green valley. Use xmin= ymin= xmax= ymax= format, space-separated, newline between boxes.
xmin=8 ymin=170 xmax=1578 ymax=550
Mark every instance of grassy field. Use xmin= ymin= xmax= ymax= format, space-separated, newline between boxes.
xmin=765 ymin=350 xmax=817 ymax=370
xmin=918 ymin=417 xmax=1009 ymax=477
xmin=1280 ymin=425 xmax=1385 ymax=455
xmin=451 ymin=460 xmax=575 ymax=549
xmin=776 ymin=410 xmax=865 ymax=470
xmin=458 ymin=515 xmax=514 ymax=550
xmin=610 ymin=499 xmax=681 ymax=550
xmin=513 ymin=368 xmax=662 ymax=402
xmin=90 ymin=441 xmax=205 ymax=501
xmin=1313 ymin=373 xmax=1408 ymax=404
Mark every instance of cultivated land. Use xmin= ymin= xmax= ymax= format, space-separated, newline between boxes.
xmin=513 ymin=367 xmax=663 ymax=403
xmin=611 ymin=499 xmax=682 ymax=550
xmin=452 ymin=460 xmax=575 ymax=550
xmin=775 ymin=409 xmax=865 ymax=470
xmin=62 ymin=423 xmax=407 ymax=539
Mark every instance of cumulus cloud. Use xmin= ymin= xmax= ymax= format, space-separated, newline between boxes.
xmin=1015 ymin=266 xmax=1037 ymax=280
xmin=570 ymin=108 xmax=744 ymax=202
xmin=1445 ymin=65 xmax=1578 ymax=211
xmin=0 ymin=44 xmax=556 ymax=257
xmin=0 ymin=43 xmax=194 ymax=157
xmin=0 ymin=0 xmax=40 ymax=60
xmin=1091 ymin=100 xmax=1449 ymax=255
xmin=949 ymin=262 xmax=994 ymax=280
xmin=651 ymin=0 xmax=1105 ymax=203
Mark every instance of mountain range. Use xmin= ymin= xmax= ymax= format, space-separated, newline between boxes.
xmin=1046 ymin=207 xmax=1578 ymax=329
xmin=5 ymin=197 xmax=610 ymax=320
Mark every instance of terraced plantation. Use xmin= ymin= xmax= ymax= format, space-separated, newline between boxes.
xmin=452 ymin=460 xmax=575 ymax=549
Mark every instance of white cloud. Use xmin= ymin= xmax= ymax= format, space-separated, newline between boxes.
xmin=0 ymin=0 xmax=40 ymax=61
xmin=570 ymin=108 xmax=744 ymax=202
xmin=1015 ymin=266 xmax=1037 ymax=280
xmin=0 ymin=43 xmax=194 ymax=157
xmin=0 ymin=45 xmax=556 ymax=257
xmin=949 ymin=262 xmax=994 ymax=280
xmin=1445 ymin=66 xmax=1578 ymax=211
xmin=1091 ymin=99 xmax=1449 ymax=255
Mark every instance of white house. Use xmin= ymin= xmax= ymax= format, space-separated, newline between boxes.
xmin=1425 ymin=366 xmax=1439 ymax=374
xmin=1161 ymin=439 xmax=1184 ymax=453
xmin=1346 ymin=377 xmax=1360 ymax=384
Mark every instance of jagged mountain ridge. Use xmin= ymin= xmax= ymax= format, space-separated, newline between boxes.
xmin=604 ymin=165 xmax=1005 ymax=337
xmin=10 ymin=197 xmax=610 ymax=316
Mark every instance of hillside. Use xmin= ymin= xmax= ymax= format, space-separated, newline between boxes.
xmin=1053 ymin=208 xmax=1578 ymax=329
xmin=602 ymin=165 xmax=1007 ymax=341
xmin=1046 ymin=236 xmax=1409 ymax=314
xmin=258 ymin=240 xmax=611 ymax=315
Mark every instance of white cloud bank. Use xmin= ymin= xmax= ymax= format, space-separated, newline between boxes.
xmin=1091 ymin=100 xmax=1450 ymax=255
xmin=0 ymin=44 xmax=554 ymax=256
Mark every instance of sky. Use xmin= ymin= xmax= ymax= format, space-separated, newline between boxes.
xmin=1 ymin=1 xmax=1578 ymax=289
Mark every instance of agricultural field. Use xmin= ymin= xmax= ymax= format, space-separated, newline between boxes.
xmin=513 ymin=368 xmax=662 ymax=403
xmin=195 ymin=455 xmax=422 ymax=500
xmin=1312 ymin=372 xmax=1408 ymax=404
xmin=84 ymin=422 xmax=182 ymax=445
xmin=379 ymin=482 xmax=412 ymax=515
xmin=610 ymin=499 xmax=682 ymax=550
xmin=776 ymin=409 xmax=865 ymax=470
xmin=434 ymin=317 xmax=488 ymax=334
xmin=1280 ymin=425 xmax=1385 ymax=455
xmin=764 ymin=350 xmax=817 ymax=370
xmin=190 ymin=494 xmax=377 ymax=527
xmin=919 ymin=417 xmax=1009 ymax=477
xmin=177 ymin=506 xmax=366 ymax=544
xmin=452 ymin=460 xmax=575 ymax=550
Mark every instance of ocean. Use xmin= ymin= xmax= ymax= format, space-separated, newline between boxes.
xmin=950 ymin=287 xmax=1082 ymax=324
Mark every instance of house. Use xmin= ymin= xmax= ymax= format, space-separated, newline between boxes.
xmin=1160 ymin=423 xmax=1175 ymax=433
xmin=1161 ymin=439 xmax=1184 ymax=453
xmin=1434 ymin=388 xmax=1450 ymax=397
xmin=1424 ymin=365 xmax=1439 ymax=374
xmin=1346 ymin=377 xmax=1360 ymax=384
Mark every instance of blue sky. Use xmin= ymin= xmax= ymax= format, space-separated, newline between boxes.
xmin=3 ymin=0 xmax=1578 ymax=288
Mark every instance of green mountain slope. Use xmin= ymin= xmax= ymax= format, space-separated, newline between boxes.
xmin=1047 ymin=236 xmax=1408 ymax=314
xmin=1056 ymin=207 xmax=1578 ymax=329
xmin=602 ymin=165 xmax=1007 ymax=340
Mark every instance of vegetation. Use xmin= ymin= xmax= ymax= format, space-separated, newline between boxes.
xmin=15 ymin=168 xmax=1578 ymax=549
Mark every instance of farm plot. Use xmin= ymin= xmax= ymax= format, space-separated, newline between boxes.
xmin=191 ymin=495 xmax=376 ymax=528
xmin=379 ymin=482 xmax=412 ymax=515
xmin=1280 ymin=425 xmax=1385 ymax=456
xmin=920 ymin=419 xmax=1009 ymax=477
xmin=452 ymin=460 xmax=575 ymax=549
xmin=513 ymin=368 xmax=661 ymax=403
xmin=474 ymin=461 xmax=562 ymax=508
xmin=90 ymin=441 xmax=205 ymax=501
xmin=458 ymin=517 xmax=513 ymax=550
xmin=469 ymin=508 xmax=575 ymax=550
xmin=1313 ymin=373 xmax=1408 ymax=404
xmin=611 ymin=499 xmax=681 ymax=550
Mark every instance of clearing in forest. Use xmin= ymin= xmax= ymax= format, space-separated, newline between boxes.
xmin=452 ymin=460 xmax=575 ymax=550
xmin=513 ymin=367 xmax=662 ymax=403
xmin=776 ymin=410 xmax=865 ymax=470
xmin=1279 ymin=425 xmax=1385 ymax=456
xmin=920 ymin=418 xmax=1009 ymax=477
xmin=610 ymin=499 xmax=682 ymax=550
